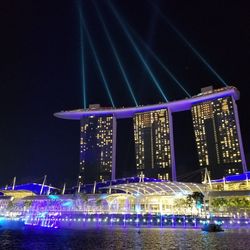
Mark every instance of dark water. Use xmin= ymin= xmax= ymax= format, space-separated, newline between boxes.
xmin=0 ymin=227 xmax=249 ymax=250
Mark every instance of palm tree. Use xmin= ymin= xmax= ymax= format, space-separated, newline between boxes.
xmin=174 ymin=198 xmax=188 ymax=214
xmin=211 ymin=198 xmax=228 ymax=213
xmin=186 ymin=192 xmax=204 ymax=215
xmin=190 ymin=192 xmax=204 ymax=209
xmin=186 ymin=195 xmax=194 ymax=208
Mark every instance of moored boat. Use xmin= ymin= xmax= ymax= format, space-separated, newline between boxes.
xmin=202 ymin=223 xmax=224 ymax=232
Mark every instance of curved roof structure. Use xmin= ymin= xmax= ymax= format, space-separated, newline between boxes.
xmin=3 ymin=183 xmax=59 ymax=195
xmin=0 ymin=190 xmax=36 ymax=199
xmin=54 ymin=87 xmax=239 ymax=120
xmin=102 ymin=181 xmax=207 ymax=196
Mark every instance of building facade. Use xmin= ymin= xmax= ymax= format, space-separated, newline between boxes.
xmin=192 ymin=95 xmax=243 ymax=178
xmin=133 ymin=109 xmax=171 ymax=180
xmin=79 ymin=115 xmax=116 ymax=184
xmin=56 ymin=86 xmax=247 ymax=183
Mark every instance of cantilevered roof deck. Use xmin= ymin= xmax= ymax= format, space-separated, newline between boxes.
xmin=54 ymin=86 xmax=239 ymax=120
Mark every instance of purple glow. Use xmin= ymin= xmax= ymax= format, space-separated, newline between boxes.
xmin=20 ymin=213 xmax=250 ymax=230
xmin=212 ymin=171 xmax=250 ymax=183
xmin=54 ymin=87 xmax=239 ymax=120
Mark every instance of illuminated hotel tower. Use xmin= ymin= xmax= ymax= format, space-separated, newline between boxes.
xmin=55 ymin=86 xmax=246 ymax=182
xmin=133 ymin=109 xmax=172 ymax=180
xmin=79 ymin=115 xmax=116 ymax=184
xmin=192 ymin=94 xmax=246 ymax=179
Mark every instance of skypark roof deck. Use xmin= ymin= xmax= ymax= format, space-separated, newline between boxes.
xmin=54 ymin=86 xmax=239 ymax=120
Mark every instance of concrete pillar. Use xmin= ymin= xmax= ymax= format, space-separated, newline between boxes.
xmin=112 ymin=115 xmax=117 ymax=180
xmin=232 ymin=97 xmax=248 ymax=172
xmin=168 ymin=109 xmax=176 ymax=181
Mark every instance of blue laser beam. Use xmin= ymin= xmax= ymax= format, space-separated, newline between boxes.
xmin=78 ymin=4 xmax=87 ymax=109
xmin=132 ymin=30 xmax=191 ymax=98
xmin=81 ymin=14 xmax=115 ymax=107
xmin=149 ymin=1 xmax=228 ymax=87
xmin=108 ymin=1 xmax=169 ymax=102
xmin=93 ymin=1 xmax=138 ymax=106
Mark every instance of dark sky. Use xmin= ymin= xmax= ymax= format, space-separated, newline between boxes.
xmin=1 ymin=1 xmax=250 ymax=187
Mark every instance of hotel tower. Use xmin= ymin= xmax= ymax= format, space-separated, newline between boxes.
xmin=191 ymin=87 xmax=246 ymax=179
xmin=78 ymin=107 xmax=116 ymax=184
xmin=55 ymin=86 xmax=247 ymax=183
xmin=133 ymin=109 xmax=172 ymax=180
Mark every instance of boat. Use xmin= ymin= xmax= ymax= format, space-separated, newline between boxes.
xmin=202 ymin=223 xmax=224 ymax=232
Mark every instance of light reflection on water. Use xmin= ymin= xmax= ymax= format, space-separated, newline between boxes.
xmin=0 ymin=227 xmax=249 ymax=250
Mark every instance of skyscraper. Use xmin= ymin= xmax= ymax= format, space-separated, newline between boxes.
xmin=133 ymin=109 xmax=171 ymax=180
xmin=79 ymin=114 xmax=116 ymax=184
xmin=192 ymin=95 xmax=244 ymax=178
xmin=55 ymin=86 xmax=246 ymax=183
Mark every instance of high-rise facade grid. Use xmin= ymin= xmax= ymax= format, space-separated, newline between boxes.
xmin=55 ymin=86 xmax=247 ymax=184
xmin=192 ymin=96 xmax=243 ymax=179
xmin=133 ymin=109 xmax=171 ymax=180
xmin=79 ymin=115 xmax=115 ymax=184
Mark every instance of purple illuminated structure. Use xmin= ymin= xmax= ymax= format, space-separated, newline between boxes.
xmin=54 ymin=86 xmax=247 ymax=181
xmin=212 ymin=171 xmax=250 ymax=183
xmin=3 ymin=183 xmax=58 ymax=195
xmin=54 ymin=87 xmax=239 ymax=119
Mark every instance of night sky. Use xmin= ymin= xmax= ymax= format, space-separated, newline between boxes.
xmin=1 ymin=1 xmax=250 ymax=188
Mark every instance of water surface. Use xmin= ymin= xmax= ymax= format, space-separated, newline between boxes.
xmin=0 ymin=227 xmax=249 ymax=249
